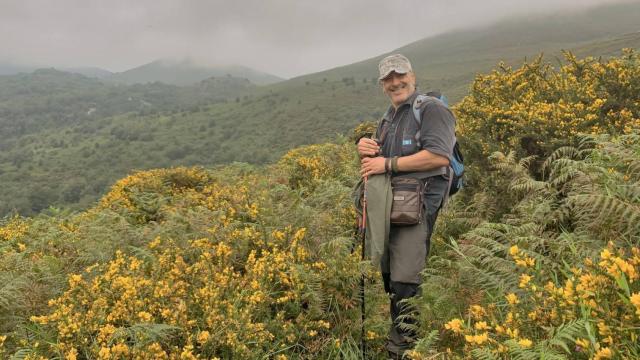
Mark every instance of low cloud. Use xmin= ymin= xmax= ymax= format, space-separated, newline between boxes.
xmin=0 ymin=0 xmax=633 ymax=78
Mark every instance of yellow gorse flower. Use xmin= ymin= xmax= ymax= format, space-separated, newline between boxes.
xmin=455 ymin=49 xmax=640 ymax=159
xmin=445 ymin=241 xmax=640 ymax=357
xmin=575 ymin=338 xmax=590 ymax=349
xmin=444 ymin=318 xmax=464 ymax=334
xmin=517 ymin=338 xmax=532 ymax=348
xmin=506 ymin=293 xmax=519 ymax=305
xmin=464 ymin=332 xmax=489 ymax=345
xmin=630 ymin=292 xmax=640 ymax=316
xmin=594 ymin=347 xmax=613 ymax=359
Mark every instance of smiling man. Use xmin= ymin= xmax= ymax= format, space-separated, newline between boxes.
xmin=357 ymin=54 xmax=456 ymax=358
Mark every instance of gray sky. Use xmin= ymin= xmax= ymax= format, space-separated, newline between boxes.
xmin=0 ymin=0 xmax=634 ymax=78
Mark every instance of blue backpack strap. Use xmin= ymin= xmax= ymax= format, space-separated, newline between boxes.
xmin=412 ymin=94 xmax=446 ymax=147
xmin=412 ymin=95 xmax=429 ymax=128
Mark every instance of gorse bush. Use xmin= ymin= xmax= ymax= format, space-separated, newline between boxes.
xmin=277 ymin=142 xmax=359 ymax=192
xmin=455 ymin=49 xmax=640 ymax=164
xmin=409 ymin=133 xmax=640 ymax=359
xmin=436 ymin=243 xmax=640 ymax=359
xmin=1 ymin=162 xmax=366 ymax=359
xmin=402 ymin=50 xmax=640 ymax=359
xmin=30 ymin=228 xmax=356 ymax=359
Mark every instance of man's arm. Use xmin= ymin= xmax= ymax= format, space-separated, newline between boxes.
xmin=396 ymin=149 xmax=449 ymax=172
xmin=359 ymin=100 xmax=454 ymax=177
xmin=419 ymin=101 xmax=456 ymax=163
xmin=359 ymin=150 xmax=448 ymax=177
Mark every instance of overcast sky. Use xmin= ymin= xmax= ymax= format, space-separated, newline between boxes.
xmin=0 ymin=0 xmax=635 ymax=78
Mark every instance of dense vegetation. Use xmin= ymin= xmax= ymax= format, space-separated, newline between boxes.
xmin=0 ymin=50 xmax=638 ymax=359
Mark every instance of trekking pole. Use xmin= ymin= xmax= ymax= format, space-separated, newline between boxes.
xmin=359 ymin=174 xmax=368 ymax=360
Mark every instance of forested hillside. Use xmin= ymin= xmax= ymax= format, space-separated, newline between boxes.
xmin=1 ymin=49 xmax=638 ymax=359
xmin=0 ymin=70 xmax=256 ymax=215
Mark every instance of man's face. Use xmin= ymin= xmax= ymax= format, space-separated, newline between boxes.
xmin=381 ymin=71 xmax=416 ymax=107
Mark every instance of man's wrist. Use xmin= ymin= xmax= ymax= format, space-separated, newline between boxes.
xmin=391 ymin=156 xmax=399 ymax=173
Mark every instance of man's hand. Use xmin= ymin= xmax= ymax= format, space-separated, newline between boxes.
xmin=357 ymin=138 xmax=380 ymax=158
xmin=360 ymin=156 xmax=386 ymax=178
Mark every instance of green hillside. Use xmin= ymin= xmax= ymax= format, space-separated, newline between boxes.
xmin=1 ymin=2 xmax=640 ymax=217
xmin=0 ymin=68 xmax=255 ymax=137
xmin=292 ymin=1 xmax=640 ymax=101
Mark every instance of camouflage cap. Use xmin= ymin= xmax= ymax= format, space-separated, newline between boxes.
xmin=378 ymin=54 xmax=412 ymax=81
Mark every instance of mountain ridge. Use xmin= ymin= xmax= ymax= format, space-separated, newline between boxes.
xmin=105 ymin=58 xmax=284 ymax=86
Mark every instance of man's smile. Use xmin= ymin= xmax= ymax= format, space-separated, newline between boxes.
xmin=388 ymin=83 xmax=409 ymax=93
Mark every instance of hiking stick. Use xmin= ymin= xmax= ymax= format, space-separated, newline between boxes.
xmin=359 ymin=175 xmax=368 ymax=360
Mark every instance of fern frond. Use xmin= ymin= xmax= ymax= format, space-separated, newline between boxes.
xmin=543 ymin=146 xmax=581 ymax=172
xmin=470 ymin=348 xmax=499 ymax=360
xmin=569 ymin=193 xmax=640 ymax=237
xmin=112 ymin=323 xmax=182 ymax=347
xmin=544 ymin=319 xmax=587 ymax=354
xmin=510 ymin=176 xmax=550 ymax=195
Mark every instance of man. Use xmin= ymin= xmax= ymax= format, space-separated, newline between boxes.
xmin=357 ymin=54 xmax=456 ymax=358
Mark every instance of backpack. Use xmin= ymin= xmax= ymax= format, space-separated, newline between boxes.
xmin=411 ymin=92 xmax=465 ymax=197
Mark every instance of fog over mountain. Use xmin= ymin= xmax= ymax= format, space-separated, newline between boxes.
xmin=1 ymin=0 xmax=635 ymax=78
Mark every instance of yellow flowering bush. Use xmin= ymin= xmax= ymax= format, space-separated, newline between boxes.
xmin=99 ymin=167 xmax=214 ymax=224
xmin=409 ymin=126 xmax=640 ymax=358
xmin=0 ymin=216 xmax=29 ymax=242
xmin=16 ymin=164 xmax=365 ymax=359
xmin=437 ymin=243 xmax=640 ymax=358
xmin=277 ymin=142 xmax=358 ymax=192
xmin=30 ymin=229 xmax=353 ymax=358
xmin=455 ymin=49 xmax=640 ymax=162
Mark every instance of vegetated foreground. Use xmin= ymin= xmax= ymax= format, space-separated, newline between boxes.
xmin=1 ymin=50 xmax=639 ymax=359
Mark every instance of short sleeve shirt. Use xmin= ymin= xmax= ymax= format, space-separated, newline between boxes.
xmin=376 ymin=92 xmax=456 ymax=175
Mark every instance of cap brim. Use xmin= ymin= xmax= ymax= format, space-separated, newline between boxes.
xmin=378 ymin=69 xmax=408 ymax=81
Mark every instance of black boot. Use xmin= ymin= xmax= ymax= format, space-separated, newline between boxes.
xmin=386 ymin=281 xmax=420 ymax=357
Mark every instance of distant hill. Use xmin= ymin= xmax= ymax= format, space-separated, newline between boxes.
xmin=106 ymin=59 xmax=284 ymax=86
xmin=0 ymin=68 xmax=255 ymax=139
xmin=0 ymin=64 xmax=113 ymax=78
xmin=0 ymin=63 xmax=35 ymax=76
xmin=62 ymin=66 xmax=113 ymax=79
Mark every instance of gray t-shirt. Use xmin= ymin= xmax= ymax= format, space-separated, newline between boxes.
xmin=376 ymin=92 xmax=456 ymax=177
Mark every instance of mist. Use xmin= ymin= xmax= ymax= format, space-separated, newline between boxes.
xmin=0 ymin=0 xmax=636 ymax=78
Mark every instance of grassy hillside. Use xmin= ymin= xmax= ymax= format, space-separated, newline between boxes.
xmin=1 ymin=2 xmax=640 ymax=217
xmin=291 ymin=1 xmax=640 ymax=100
